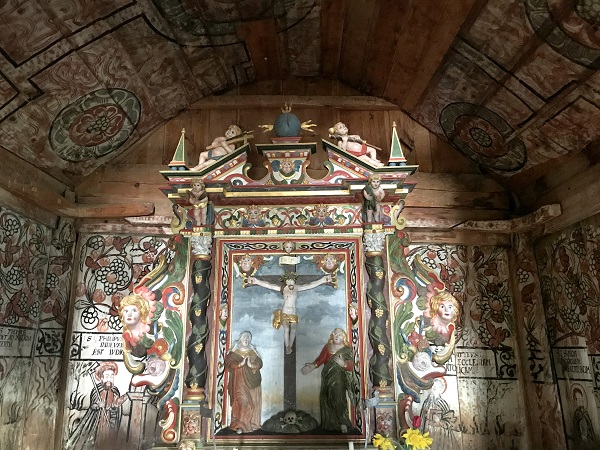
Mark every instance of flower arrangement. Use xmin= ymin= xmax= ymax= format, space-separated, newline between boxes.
xmin=372 ymin=428 xmax=433 ymax=450
xmin=402 ymin=429 xmax=433 ymax=449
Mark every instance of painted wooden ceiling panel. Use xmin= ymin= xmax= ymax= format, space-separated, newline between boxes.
xmin=0 ymin=76 xmax=17 ymax=105
xmin=464 ymin=0 xmax=533 ymax=69
xmin=283 ymin=1 xmax=321 ymax=76
xmin=539 ymin=98 xmax=600 ymax=151
xmin=410 ymin=0 xmax=600 ymax=185
xmin=0 ymin=1 xmax=63 ymax=64
xmin=515 ymin=45 xmax=590 ymax=100
xmin=2 ymin=0 xmax=600 ymax=195
xmin=180 ymin=46 xmax=229 ymax=93
xmin=412 ymin=52 xmax=501 ymax=135
xmin=40 ymin=0 xmax=132 ymax=34
xmin=520 ymin=128 xmax=570 ymax=166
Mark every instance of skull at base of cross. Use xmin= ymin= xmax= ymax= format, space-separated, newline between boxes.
xmin=282 ymin=410 xmax=298 ymax=426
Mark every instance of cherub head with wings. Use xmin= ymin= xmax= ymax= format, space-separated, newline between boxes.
xmin=233 ymin=253 xmax=264 ymax=277
xmin=314 ymin=253 xmax=344 ymax=274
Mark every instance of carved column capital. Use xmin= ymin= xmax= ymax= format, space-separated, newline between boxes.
xmin=190 ymin=235 xmax=212 ymax=258
xmin=363 ymin=230 xmax=388 ymax=254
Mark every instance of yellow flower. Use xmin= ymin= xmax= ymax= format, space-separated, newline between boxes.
xmin=372 ymin=433 xmax=396 ymax=450
xmin=402 ymin=428 xmax=433 ymax=450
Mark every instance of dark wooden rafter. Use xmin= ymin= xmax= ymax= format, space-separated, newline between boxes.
xmin=238 ymin=18 xmax=282 ymax=80
xmin=321 ymin=0 xmax=348 ymax=77
xmin=383 ymin=0 xmax=450 ymax=107
xmin=337 ymin=0 xmax=379 ymax=88
xmin=401 ymin=0 xmax=478 ymax=111
xmin=361 ymin=2 xmax=409 ymax=97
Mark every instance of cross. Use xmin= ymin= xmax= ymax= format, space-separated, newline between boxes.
xmin=245 ymin=257 xmax=333 ymax=410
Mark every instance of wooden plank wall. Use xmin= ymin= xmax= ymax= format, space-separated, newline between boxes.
xmin=519 ymin=143 xmax=600 ymax=236
xmin=74 ymin=80 xmax=512 ymax=244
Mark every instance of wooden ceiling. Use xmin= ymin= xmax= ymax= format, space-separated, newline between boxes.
xmin=2 ymin=0 xmax=600 ymax=228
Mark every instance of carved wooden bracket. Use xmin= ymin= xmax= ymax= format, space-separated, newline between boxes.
xmin=455 ymin=204 xmax=561 ymax=234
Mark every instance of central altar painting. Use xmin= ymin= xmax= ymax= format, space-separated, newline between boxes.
xmin=210 ymin=237 xmax=366 ymax=441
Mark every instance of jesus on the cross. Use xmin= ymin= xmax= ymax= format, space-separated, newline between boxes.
xmin=246 ymin=272 xmax=332 ymax=354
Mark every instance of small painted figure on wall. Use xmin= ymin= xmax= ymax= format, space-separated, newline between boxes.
xmin=420 ymin=377 xmax=459 ymax=448
xmin=283 ymin=240 xmax=295 ymax=254
xmin=187 ymin=180 xmax=208 ymax=226
xmin=277 ymin=159 xmax=299 ymax=183
xmin=301 ymin=328 xmax=357 ymax=433
xmin=411 ymin=289 xmax=460 ymax=372
xmin=224 ymin=331 xmax=263 ymax=434
xmin=191 ymin=125 xmax=249 ymax=171
xmin=178 ymin=440 xmax=196 ymax=450
xmin=315 ymin=253 xmax=342 ymax=274
xmin=376 ymin=410 xmax=395 ymax=436
xmin=363 ymin=174 xmax=386 ymax=223
xmin=66 ymin=362 xmax=128 ymax=449
xmin=328 ymin=122 xmax=384 ymax=167
xmin=246 ymin=272 xmax=332 ymax=354
xmin=571 ymin=384 xmax=599 ymax=448
xmin=348 ymin=302 xmax=359 ymax=326
xmin=218 ymin=303 xmax=229 ymax=329
xmin=398 ymin=289 xmax=459 ymax=407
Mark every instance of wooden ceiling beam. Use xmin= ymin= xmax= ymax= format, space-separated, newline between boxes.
xmin=524 ymin=162 xmax=600 ymax=236
xmin=0 ymin=167 xmax=154 ymax=219
xmin=0 ymin=147 xmax=154 ymax=220
xmin=408 ymin=229 xmax=510 ymax=246
xmin=456 ymin=204 xmax=561 ymax=233
xmin=188 ymin=95 xmax=398 ymax=110
xmin=407 ymin=171 xmax=506 ymax=192
xmin=75 ymin=215 xmax=512 ymax=247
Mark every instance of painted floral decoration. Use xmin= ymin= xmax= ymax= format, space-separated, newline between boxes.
xmin=69 ymin=104 xmax=126 ymax=146
xmin=148 ymin=338 xmax=171 ymax=360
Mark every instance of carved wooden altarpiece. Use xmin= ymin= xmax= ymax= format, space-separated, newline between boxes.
xmin=151 ymin=129 xmax=423 ymax=449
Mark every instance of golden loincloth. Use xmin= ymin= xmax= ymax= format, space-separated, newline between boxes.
xmin=272 ymin=309 xmax=298 ymax=330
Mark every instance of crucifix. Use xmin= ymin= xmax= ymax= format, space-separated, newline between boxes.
xmin=245 ymin=257 xmax=333 ymax=410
